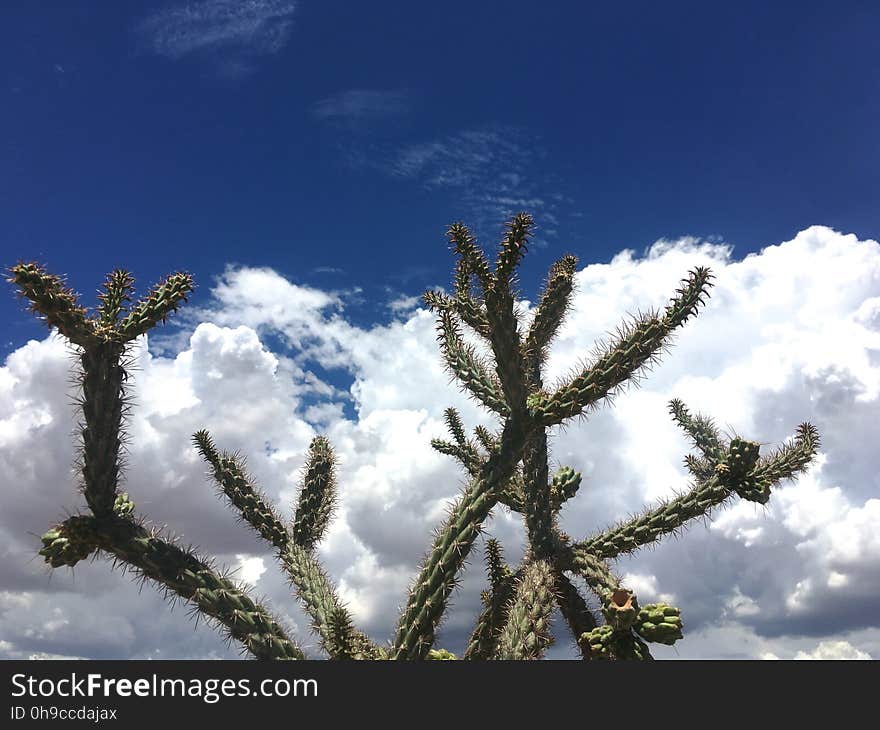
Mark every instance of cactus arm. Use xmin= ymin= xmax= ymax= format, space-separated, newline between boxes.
xmin=434 ymin=309 xmax=511 ymax=417
xmin=484 ymin=538 xmax=510 ymax=590
xmin=522 ymin=254 xmax=578 ymax=375
xmin=430 ymin=437 xmax=483 ymax=478
xmin=560 ymin=543 xmax=622 ymax=598
xmin=40 ymin=515 xmax=304 ymax=659
xmin=325 ymin=607 xmax=386 ymax=660
xmin=291 ymin=436 xmax=338 ymax=550
xmin=461 ymin=539 xmax=514 ymax=660
xmin=473 ymin=425 xmax=499 ymax=453
xmin=278 ymin=541 xmax=354 ymax=657
xmin=447 ymin=221 xmax=493 ymax=291
xmin=668 ymin=398 xmax=726 ymax=462
xmin=482 ymin=221 xmax=530 ymax=414
xmin=494 ymin=211 xmax=533 ymax=285
xmin=531 ymin=267 xmax=714 ymax=426
xmin=391 ymin=417 xmax=529 ymax=659
xmin=574 ymin=475 xmax=735 ymax=561
xmin=756 ymin=422 xmax=821 ymax=482
xmin=493 ymin=559 xmax=556 ymax=660
xmin=442 ymin=407 xmax=468 ymax=448
xmin=117 ymin=272 xmax=194 ymax=342
xmin=193 ymin=431 xmax=290 ymax=548
xmin=423 ymin=287 xmax=491 ymax=341
xmin=77 ymin=341 xmax=129 ymax=516
xmin=571 ymin=422 xmax=819 ymax=560
xmin=553 ymin=570 xmax=598 ymax=658
xmin=453 ymin=258 xmax=492 ymax=338
xmin=7 ymin=262 xmax=98 ymax=346
xmin=463 ymin=574 xmax=518 ymax=660
xmin=96 ymin=269 xmax=136 ymax=329
xmin=522 ymin=430 xmax=555 ymax=559
xmin=193 ymin=431 xmax=373 ymax=658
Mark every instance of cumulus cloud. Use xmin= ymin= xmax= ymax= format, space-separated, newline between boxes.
xmin=1 ymin=225 xmax=878 ymax=659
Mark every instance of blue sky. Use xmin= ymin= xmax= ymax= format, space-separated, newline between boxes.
xmin=4 ymin=0 xmax=878 ymax=348
xmin=1 ymin=1 xmax=879 ymax=660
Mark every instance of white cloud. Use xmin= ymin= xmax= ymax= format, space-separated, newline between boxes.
xmin=794 ymin=640 xmax=872 ymax=660
xmin=311 ymin=90 xmax=410 ymax=123
xmin=343 ymin=126 xmax=570 ymax=239
xmin=136 ymin=0 xmax=296 ymax=73
xmin=1 ymin=225 xmax=878 ymax=659
xmin=234 ymin=555 xmax=267 ymax=587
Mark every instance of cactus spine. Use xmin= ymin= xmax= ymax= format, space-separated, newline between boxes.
xmin=8 ymin=212 xmax=820 ymax=659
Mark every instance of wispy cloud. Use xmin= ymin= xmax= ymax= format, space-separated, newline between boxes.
xmin=346 ymin=126 xmax=569 ymax=239
xmin=136 ymin=0 xmax=296 ymax=72
xmin=311 ymin=90 xmax=410 ymax=124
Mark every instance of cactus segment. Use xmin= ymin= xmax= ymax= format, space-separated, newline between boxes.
xmin=493 ymin=559 xmax=556 ymax=660
xmin=292 ymin=436 xmax=338 ymax=550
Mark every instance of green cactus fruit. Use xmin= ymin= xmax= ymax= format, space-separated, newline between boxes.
xmin=580 ymin=625 xmax=652 ymax=660
xmin=550 ymin=466 xmax=582 ymax=509
xmin=734 ymin=477 xmax=772 ymax=505
xmin=580 ymin=625 xmax=615 ymax=659
xmin=39 ymin=520 xmax=94 ymax=568
xmin=114 ymin=492 xmax=135 ymax=517
xmin=602 ymin=588 xmax=639 ymax=631
xmin=728 ymin=438 xmax=760 ymax=473
xmin=634 ymin=603 xmax=684 ymax=645
xmin=426 ymin=649 xmax=457 ymax=660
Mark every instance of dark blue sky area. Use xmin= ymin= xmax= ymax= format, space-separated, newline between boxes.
xmin=2 ymin=0 xmax=878 ymax=353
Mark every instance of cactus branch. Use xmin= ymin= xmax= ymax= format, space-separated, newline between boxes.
xmin=7 ymin=262 xmax=97 ymax=346
xmin=392 ymin=417 xmax=530 ymax=659
xmin=40 ymin=515 xmax=304 ymax=659
xmin=435 ymin=309 xmax=511 ymax=416
xmin=117 ymin=272 xmax=194 ymax=342
xmin=493 ymin=559 xmax=556 ymax=660
xmin=532 ymin=267 xmax=714 ymax=426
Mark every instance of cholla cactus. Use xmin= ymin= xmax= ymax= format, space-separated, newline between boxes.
xmin=8 ymin=213 xmax=820 ymax=660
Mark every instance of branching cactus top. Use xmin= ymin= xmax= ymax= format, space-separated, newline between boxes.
xmin=7 ymin=213 xmax=820 ymax=660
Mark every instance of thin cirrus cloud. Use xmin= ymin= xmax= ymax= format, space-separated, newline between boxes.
xmin=311 ymin=90 xmax=411 ymax=123
xmin=135 ymin=0 xmax=297 ymax=73
xmin=335 ymin=124 xmax=568 ymax=238
xmin=308 ymin=90 xmax=568 ymax=236
xmin=1 ymin=225 xmax=878 ymax=659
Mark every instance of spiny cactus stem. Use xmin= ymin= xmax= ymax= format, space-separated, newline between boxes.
xmin=483 ymin=289 xmax=529 ymax=415
xmin=42 ymin=515 xmax=304 ymax=659
xmin=668 ymin=398 xmax=725 ymax=462
xmin=573 ymin=428 xmax=816 ymax=561
xmin=436 ymin=309 xmax=510 ymax=416
xmin=522 ymin=430 xmax=555 ymax=560
xmin=392 ymin=417 xmax=532 ymax=659
xmin=79 ymin=341 xmax=128 ymax=517
xmin=193 ymin=431 xmax=371 ymax=659
xmin=533 ymin=267 xmax=714 ymax=426
xmin=97 ymin=269 xmax=136 ymax=328
xmin=463 ymin=568 xmax=520 ymax=660
xmin=7 ymin=262 xmax=97 ymax=346
xmin=553 ymin=570 xmax=598 ymax=658
xmin=523 ymin=254 xmax=578 ymax=369
xmin=493 ymin=558 xmax=556 ymax=660
xmin=292 ymin=436 xmax=338 ymax=550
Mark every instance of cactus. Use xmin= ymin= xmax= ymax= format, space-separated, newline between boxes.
xmin=7 ymin=212 xmax=821 ymax=659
